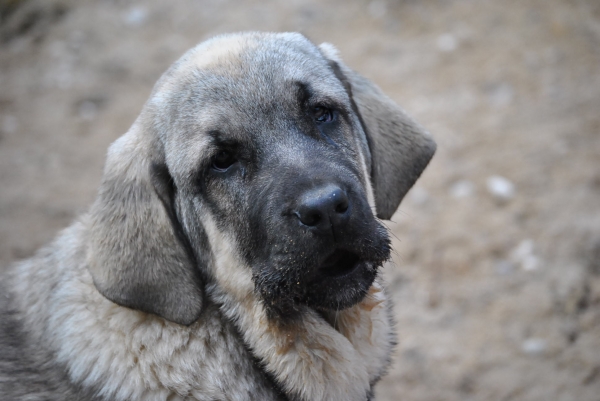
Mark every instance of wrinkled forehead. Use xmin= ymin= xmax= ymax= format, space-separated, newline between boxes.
xmin=154 ymin=33 xmax=348 ymax=116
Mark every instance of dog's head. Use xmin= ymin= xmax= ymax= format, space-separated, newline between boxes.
xmin=87 ymin=32 xmax=435 ymax=325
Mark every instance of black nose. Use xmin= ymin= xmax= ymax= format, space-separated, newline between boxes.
xmin=295 ymin=185 xmax=350 ymax=231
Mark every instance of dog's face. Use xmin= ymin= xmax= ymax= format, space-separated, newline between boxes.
xmin=87 ymin=33 xmax=436 ymax=325
xmin=157 ymin=35 xmax=390 ymax=315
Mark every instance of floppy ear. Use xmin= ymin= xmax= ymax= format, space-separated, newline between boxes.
xmin=86 ymin=122 xmax=204 ymax=325
xmin=319 ymin=43 xmax=436 ymax=220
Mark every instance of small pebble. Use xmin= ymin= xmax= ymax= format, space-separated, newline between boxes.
xmin=486 ymin=175 xmax=515 ymax=200
xmin=124 ymin=6 xmax=149 ymax=27
xmin=436 ymin=33 xmax=458 ymax=52
xmin=521 ymin=254 xmax=540 ymax=271
xmin=521 ymin=338 xmax=547 ymax=355
xmin=511 ymin=239 xmax=540 ymax=271
xmin=513 ymin=239 xmax=534 ymax=258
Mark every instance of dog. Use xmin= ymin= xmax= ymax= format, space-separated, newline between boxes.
xmin=0 ymin=32 xmax=435 ymax=401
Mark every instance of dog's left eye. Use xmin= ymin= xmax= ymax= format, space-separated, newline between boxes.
xmin=211 ymin=151 xmax=237 ymax=172
xmin=313 ymin=106 xmax=334 ymax=124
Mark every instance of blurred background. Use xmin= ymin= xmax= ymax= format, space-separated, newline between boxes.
xmin=1 ymin=0 xmax=599 ymax=400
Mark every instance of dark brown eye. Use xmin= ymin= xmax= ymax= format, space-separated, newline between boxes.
xmin=313 ymin=106 xmax=334 ymax=123
xmin=212 ymin=150 xmax=237 ymax=172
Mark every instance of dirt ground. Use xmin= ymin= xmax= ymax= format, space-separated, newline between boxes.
xmin=1 ymin=0 xmax=599 ymax=400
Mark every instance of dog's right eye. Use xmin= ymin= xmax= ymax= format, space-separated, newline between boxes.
xmin=312 ymin=106 xmax=334 ymax=124
xmin=211 ymin=151 xmax=237 ymax=172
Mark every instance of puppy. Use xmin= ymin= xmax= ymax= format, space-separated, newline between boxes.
xmin=0 ymin=32 xmax=435 ymax=401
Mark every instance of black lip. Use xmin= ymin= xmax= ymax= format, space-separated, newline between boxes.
xmin=318 ymin=249 xmax=361 ymax=277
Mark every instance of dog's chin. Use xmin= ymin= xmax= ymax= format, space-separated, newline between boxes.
xmin=303 ymin=251 xmax=380 ymax=311
xmin=255 ymin=240 xmax=390 ymax=318
xmin=256 ymin=255 xmax=381 ymax=318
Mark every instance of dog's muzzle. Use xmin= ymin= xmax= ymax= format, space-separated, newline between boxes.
xmin=251 ymin=175 xmax=391 ymax=317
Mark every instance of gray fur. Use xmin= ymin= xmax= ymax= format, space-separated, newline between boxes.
xmin=87 ymin=128 xmax=205 ymax=325
xmin=0 ymin=32 xmax=435 ymax=401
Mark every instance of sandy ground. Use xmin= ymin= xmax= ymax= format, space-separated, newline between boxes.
xmin=1 ymin=0 xmax=599 ymax=400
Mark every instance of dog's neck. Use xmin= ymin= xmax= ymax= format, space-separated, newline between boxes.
xmin=10 ymin=220 xmax=393 ymax=401
xmin=201 ymin=213 xmax=394 ymax=401
xmin=207 ymin=279 xmax=393 ymax=401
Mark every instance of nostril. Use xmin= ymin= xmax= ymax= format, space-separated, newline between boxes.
xmin=335 ymin=198 xmax=349 ymax=214
xmin=300 ymin=211 xmax=322 ymax=227
xmin=330 ymin=187 xmax=349 ymax=214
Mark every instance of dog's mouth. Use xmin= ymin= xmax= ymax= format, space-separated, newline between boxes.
xmin=256 ymin=245 xmax=385 ymax=315
xmin=318 ymin=249 xmax=362 ymax=277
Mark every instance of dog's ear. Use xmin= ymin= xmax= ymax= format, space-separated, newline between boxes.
xmin=319 ymin=43 xmax=436 ymax=220
xmin=86 ymin=123 xmax=204 ymax=325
